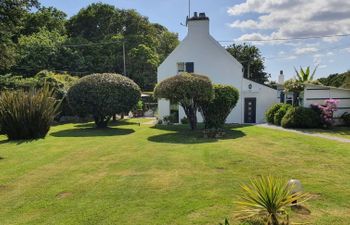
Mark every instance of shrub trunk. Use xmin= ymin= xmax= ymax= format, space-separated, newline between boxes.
xmin=94 ymin=116 xmax=111 ymax=128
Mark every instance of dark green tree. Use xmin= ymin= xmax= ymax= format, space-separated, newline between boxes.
xmin=21 ymin=6 xmax=67 ymax=36
xmin=65 ymin=3 xmax=178 ymax=89
xmin=226 ymin=44 xmax=269 ymax=84
xmin=0 ymin=0 xmax=39 ymax=71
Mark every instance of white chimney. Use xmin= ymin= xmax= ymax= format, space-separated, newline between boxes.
xmin=278 ymin=70 xmax=285 ymax=84
xmin=187 ymin=12 xmax=210 ymax=36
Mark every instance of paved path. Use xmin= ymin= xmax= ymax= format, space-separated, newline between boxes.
xmin=257 ymin=124 xmax=350 ymax=143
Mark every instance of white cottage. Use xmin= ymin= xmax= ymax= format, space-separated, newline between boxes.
xmin=157 ymin=12 xmax=278 ymax=124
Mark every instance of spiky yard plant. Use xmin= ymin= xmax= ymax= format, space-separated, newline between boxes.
xmin=294 ymin=66 xmax=318 ymax=82
xmin=0 ymin=84 xmax=60 ymax=140
xmin=235 ymin=176 xmax=310 ymax=225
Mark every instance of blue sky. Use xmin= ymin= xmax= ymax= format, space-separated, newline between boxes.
xmin=41 ymin=0 xmax=350 ymax=81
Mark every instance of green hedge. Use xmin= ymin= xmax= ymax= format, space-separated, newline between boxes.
xmin=273 ymin=104 xmax=292 ymax=126
xmin=265 ymin=103 xmax=283 ymax=124
xmin=281 ymin=107 xmax=321 ymax=128
xmin=201 ymin=84 xmax=239 ymax=129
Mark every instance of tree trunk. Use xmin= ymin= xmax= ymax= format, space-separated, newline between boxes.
xmin=94 ymin=116 xmax=110 ymax=128
xmin=183 ymin=105 xmax=197 ymax=130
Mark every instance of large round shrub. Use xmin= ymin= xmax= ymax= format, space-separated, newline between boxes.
xmin=154 ymin=72 xmax=213 ymax=130
xmin=265 ymin=103 xmax=283 ymax=124
xmin=201 ymin=84 xmax=239 ymax=129
xmin=0 ymin=85 xmax=60 ymax=140
xmin=67 ymin=73 xmax=141 ymax=128
xmin=273 ymin=104 xmax=292 ymax=126
xmin=281 ymin=107 xmax=321 ymax=128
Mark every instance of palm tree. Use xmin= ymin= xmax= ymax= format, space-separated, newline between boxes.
xmin=294 ymin=66 xmax=318 ymax=82
xmin=235 ymin=176 xmax=310 ymax=225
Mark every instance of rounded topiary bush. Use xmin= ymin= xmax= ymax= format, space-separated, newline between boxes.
xmin=201 ymin=84 xmax=239 ymax=129
xmin=67 ymin=73 xmax=141 ymax=128
xmin=154 ymin=72 xmax=213 ymax=130
xmin=281 ymin=106 xmax=321 ymax=128
xmin=265 ymin=103 xmax=284 ymax=124
xmin=273 ymin=104 xmax=292 ymax=126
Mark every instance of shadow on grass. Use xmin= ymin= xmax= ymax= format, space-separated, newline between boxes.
xmin=50 ymin=127 xmax=135 ymax=137
xmin=73 ymin=120 xmax=140 ymax=129
xmin=0 ymin=137 xmax=42 ymax=145
xmin=148 ymin=124 xmax=246 ymax=144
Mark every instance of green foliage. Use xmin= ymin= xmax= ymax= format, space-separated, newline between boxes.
xmin=341 ymin=112 xmax=350 ymax=126
xmin=136 ymin=100 xmax=143 ymax=111
xmin=318 ymin=72 xmax=348 ymax=88
xmin=265 ymin=103 xmax=284 ymax=124
xmin=67 ymin=73 xmax=141 ymax=128
xmin=16 ymin=29 xmax=69 ymax=75
xmin=0 ymin=0 xmax=40 ymax=71
xmin=201 ymin=84 xmax=239 ymax=129
xmin=235 ymin=176 xmax=310 ymax=225
xmin=317 ymin=71 xmax=350 ymax=88
xmin=226 ymin=44 xmax=269 ymax=84
xmin=281 ymin=107 xmax=321 ymax=128
xmin=128 ymin=44 xmax=160 ymax=90
xmin=154 ymin=73 xmax=213 ymax=130
xmin=21 ymin=7 xmax=67 ymax=36
xmin=283 ymin=79 xmax=304 ymax=93
xmin=181 ymin=117 xmax=189 ymax=124
xmin=0 ymin=85 xmax=60 ymax=140
xmin=295 ymin=66 xmax=318 ymax=82
xmin=63 ymin=3 xmax=179 ymax=89
xmin=273 ymin=104 xmax=292 ymax=126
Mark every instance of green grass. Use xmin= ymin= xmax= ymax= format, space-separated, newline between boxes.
xmin=0 ymin=119 xmax=349 ymax=225
xmin=298 ymin=127 xmax=350 ymax=140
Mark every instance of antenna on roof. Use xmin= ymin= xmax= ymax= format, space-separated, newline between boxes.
xmin=181 ymin=0 xmax=191 ymax=27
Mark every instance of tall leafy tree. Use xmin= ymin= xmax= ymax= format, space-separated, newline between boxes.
xmin=0 ymin=0 xmax=39 ymax=71
xmin=226 ymin=44 xmax=269 ymax=84
xmin=21 ymin=7 xmax=67 ymax=36
xmin=65 ymin=3 xmax=178 ymax=90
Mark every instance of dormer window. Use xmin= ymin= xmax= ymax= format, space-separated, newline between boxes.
xmin=177 ymin=62 xmax=194 ymax=74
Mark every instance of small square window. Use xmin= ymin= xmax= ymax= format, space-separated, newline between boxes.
xmin=177 ymin=63 xmax=185 ymax=74
xmin=185 ymin=62 xmax=194 ymax=73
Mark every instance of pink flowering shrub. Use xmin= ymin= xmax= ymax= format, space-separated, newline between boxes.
xmin=311 ymin=99 xmax=339 ymax=127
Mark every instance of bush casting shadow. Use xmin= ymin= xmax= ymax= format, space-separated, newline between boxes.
xmin=74 ymin=120 xmax=140 ymax=129
xmin=148 ymin=125 xmax=246 ymax=144
xmin=50 ymin=127 xmax=135 ymax=137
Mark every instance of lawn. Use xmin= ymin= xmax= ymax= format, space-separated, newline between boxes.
xmin=298 ymin=127 xmax=350 ymax=140
xmin=0 ymin=119 xmax=349 ymax=225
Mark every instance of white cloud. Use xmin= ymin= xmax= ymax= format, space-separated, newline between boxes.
xmin=235 ymin=32 xmax=272 ymax=41
xmin=228 ymin=0 xmax=350 ymax=43
xmin=319 ymin=64 xmax=327 ymax=69
xmin=295 ymin=47 xmax=319 ymax=55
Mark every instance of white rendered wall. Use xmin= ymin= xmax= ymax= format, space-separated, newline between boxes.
xmin=157 ymin=19 xmax=244 ymax=123
xmin=242 ymin=79 xmax=279 ymax=123
xmin=157 ymin=18 xmax=279 ymax=124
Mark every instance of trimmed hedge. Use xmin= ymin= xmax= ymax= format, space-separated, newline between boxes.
xmin=265 ymin=103 xmax=283 ymax=124
xmin=67 ymin=73 xmax=141 ymax=128
xmin=201 ymin=84 xmax=239 ymax=129
xmin=273 ymin=104 xmax=292 ymax=126
xmin=281 ymin=106 xmax=321 ymax=128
